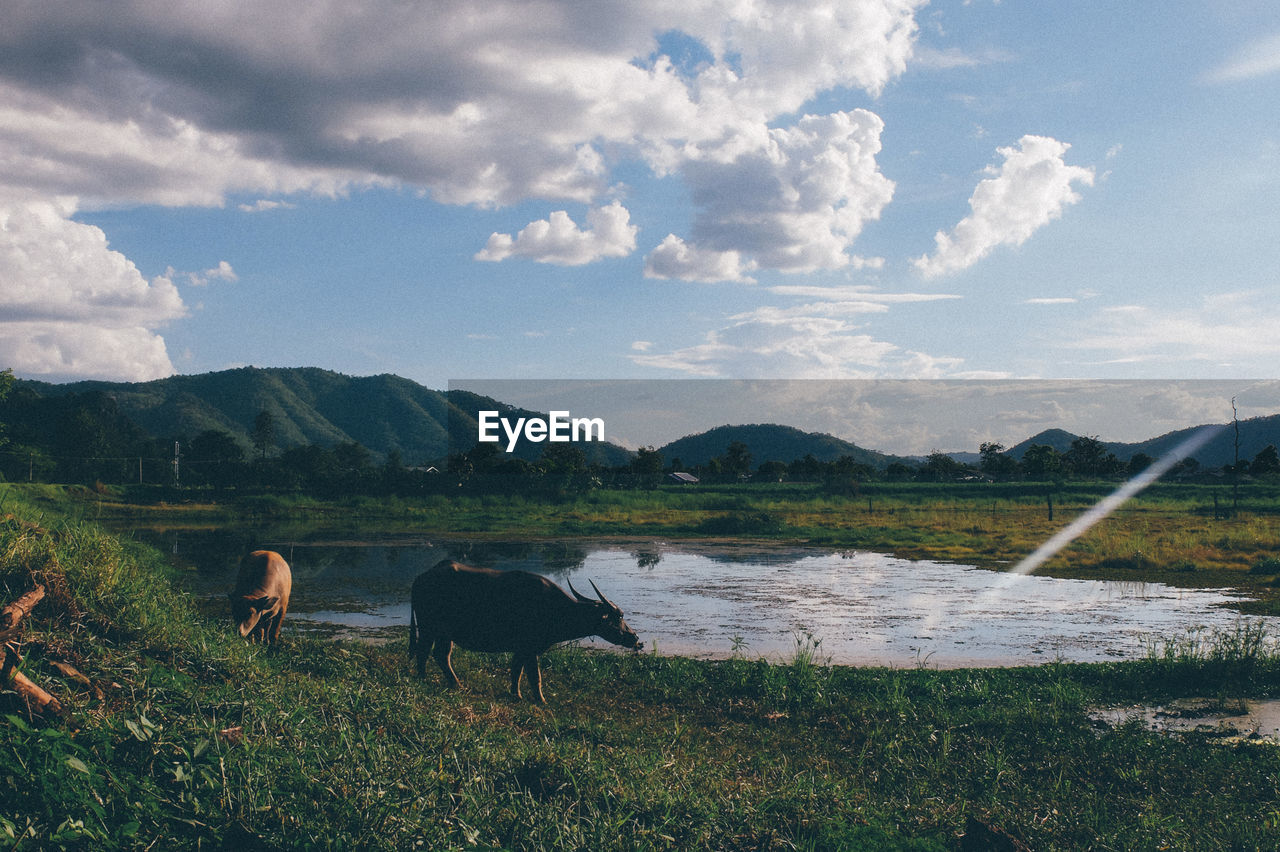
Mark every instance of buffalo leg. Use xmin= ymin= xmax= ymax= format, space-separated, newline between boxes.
xmin=509 ymin=656 xmax=525 ymax=700
xmin=524 ymin=656 xmax=545 ymax=704
xmin=434 ymin=640 xmax=461 ymax=689
xmin=414 ymin=638 xmax=429 ymax=678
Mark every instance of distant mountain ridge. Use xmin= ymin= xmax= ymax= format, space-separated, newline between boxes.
xmin=656 ymin=423 xmax=910 ymax=469
xmin=16 ymin=367 xmax=633 ymax=466
xmin=14 ymin=367 xmax=1280 ymax=471
xmin=1008 ymin=416 xmax=1280 ymax=468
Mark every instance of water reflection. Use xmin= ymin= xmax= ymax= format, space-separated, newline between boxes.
xmin=136 ymin=531 xmax=1270 ymax=668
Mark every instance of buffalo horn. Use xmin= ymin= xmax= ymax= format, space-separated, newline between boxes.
xmin=566 ymin=579 xmax=595 ymax=604
xmin=588 ymin=579 xmax=621 ymax=613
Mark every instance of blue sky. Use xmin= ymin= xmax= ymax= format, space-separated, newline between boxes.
xmin=2 ymin=0 xmax=1279 ymax=408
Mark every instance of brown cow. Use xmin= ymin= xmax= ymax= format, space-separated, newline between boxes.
xmin=229 ymin=550 xmax=292 ymax=644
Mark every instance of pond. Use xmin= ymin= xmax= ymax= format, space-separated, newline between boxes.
xmin=141 ymin=531 xmax=1269 ymax=668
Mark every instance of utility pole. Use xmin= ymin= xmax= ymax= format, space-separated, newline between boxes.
xmin=173 ymin=442 xmax=180 ymax=488
xmin=1232 ymin=397 xmax=1241 ymax=516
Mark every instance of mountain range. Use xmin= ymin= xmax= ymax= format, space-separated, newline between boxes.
xmin=11 ymin=367 xmax=1280 ymax=470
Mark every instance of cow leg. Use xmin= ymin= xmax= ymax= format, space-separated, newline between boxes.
xmin=269 ymin=606 xmax=286 ymax=644
xmin=509 ymin=656 xmax=524 ymax=700
xmin=525 ymin=656 xmax=545 ymax=704
xmin=434 ymin=640 xmax=461 ymax=689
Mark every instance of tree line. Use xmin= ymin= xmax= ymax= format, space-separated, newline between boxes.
xmin=3 ymin=371 xmax=1278 ymax=496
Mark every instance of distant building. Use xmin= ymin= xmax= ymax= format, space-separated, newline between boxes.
xmin=668 ymin=471 xmax=699 ymax=484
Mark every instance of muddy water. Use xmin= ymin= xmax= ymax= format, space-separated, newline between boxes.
xmin=151 ymin=532 xmax=1270 ymax=668
xmin=1090 ymin=699 xmax=1280 ymax=743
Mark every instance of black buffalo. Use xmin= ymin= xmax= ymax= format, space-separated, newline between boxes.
xmin=409 ymin=559 xmax=641 ymax=703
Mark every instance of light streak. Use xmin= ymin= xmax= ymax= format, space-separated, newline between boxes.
xmin=1006 ymin=424 xmax=1225 ymax=580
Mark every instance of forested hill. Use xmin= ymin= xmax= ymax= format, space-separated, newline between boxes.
xmin=12 ymin=367 xmax=632 ymax=466
xmin=1009 ymin=415 xmax=1280 ymax=469
xmin=657 ymin=423 xmax=907 ymax=469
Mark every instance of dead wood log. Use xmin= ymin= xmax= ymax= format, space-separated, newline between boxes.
xmin=2 ymin=643 xmax=64 ymax=718
xmin=0 ymin=585 xmax=45 ymax=630
xmin=47 ymin=659 xmax=105 ymax=701
xmin=6 ymin=667 xmax=64 ymax=717
xmin=1 ymin=586 xmax=64 ymax=718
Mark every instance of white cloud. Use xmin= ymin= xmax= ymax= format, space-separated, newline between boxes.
xmin=160 ymin=260 xmax=238 ymax=290
xmin=1206 ymin=32 xmax=1280 ymax=83
xmin=475 ymin=201 xmax=637 ymax=265
xmin=644 ymin=234 xmax=757 ymax=283
xmin=912 ymin=135 xmax=1094 ymax=278
xmin=909 ymin=44 xmax=1014 ymax=70
xmin=239 ymin=199 xmax=297 ymax=213
xmin=630 ymin=286 xmax=963 ymax=378
xmin=1066 ymin=292 xmax=1280 ymax=370
xmin=0 ymin=194 xmax=186 ymax=380
xmin=631 ymin=316 xmax=965 ymax=378
xmin=179 ymin=260 xmax=238 ymax=286
xmin=207 ymin=260 xmax=238 ymax=282
xmin=660 ymin=109 xmax=896 ymax=280
xmin=766 ymin=284 xmax=955 ymax=304
xmin=697 ymin=0 xmax=923 ymax=108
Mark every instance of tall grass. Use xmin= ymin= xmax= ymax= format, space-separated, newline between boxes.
xmin=1135 ymin=621 xmax=1280 ymax=703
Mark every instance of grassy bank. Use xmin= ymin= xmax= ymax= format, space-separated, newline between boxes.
xmin=5 ymin=489 xmax=1280 ymax=849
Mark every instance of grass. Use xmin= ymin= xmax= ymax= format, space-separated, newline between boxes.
xmin=5 ymin=488 xmax=1280 ymax=848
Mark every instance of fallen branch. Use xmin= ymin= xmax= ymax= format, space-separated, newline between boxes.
xmin=5 ymin=664 xmax=64 ymax=717
xmin=48 ymin=659 xmax=105 ymax=701
xmin=1 ymin=585 xmax=45 ymax=630
xmin=1 ymin=586 xmax=63 ymax=719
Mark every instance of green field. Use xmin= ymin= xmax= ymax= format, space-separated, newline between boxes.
xmin=5 ymin=483 xmax=1280 ymax=849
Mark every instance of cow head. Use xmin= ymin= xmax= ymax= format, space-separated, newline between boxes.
xmin=568 ymin=579 xmax=642 ymax=650
xmin=230 ymin=593 xmax=278 ymax=638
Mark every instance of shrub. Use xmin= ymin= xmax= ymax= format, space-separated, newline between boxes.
xmin=1249 ymin=556 xmax=1280 ymax=575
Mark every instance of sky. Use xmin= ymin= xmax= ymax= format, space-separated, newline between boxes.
xmin=2 ymin=1 xmax=1280 ymax=444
